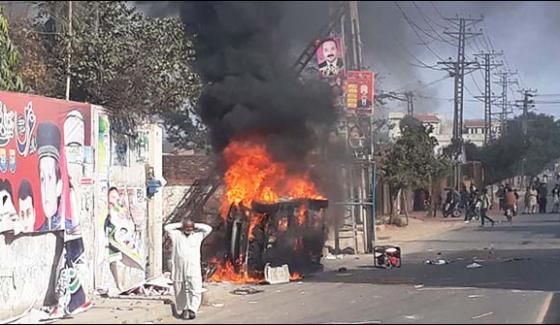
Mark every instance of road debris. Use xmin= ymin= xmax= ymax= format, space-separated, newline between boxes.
xmin=466 ymin=262 xmax=482 ymax=269
xmin=212 ymin=303 xmax=225 ymax=307
xmin=338 ymin=267 xmax=348 ymax=272
xmin=468 ymin=294 xmax=485 ymax=298
xmin=264 ymin=263 xmax=290 ymax=284
xmin=471 ymin=312 xmax=493 ymax=319
xmin=230 ymin=287 xmax=264 ymax=295
xmin=424 ymin=259 xmax=448 ymax=265
xmin=501 ymin=257 xmax=531 ymax=263
xmin=414 ymin=284 xmax=425 ymax=289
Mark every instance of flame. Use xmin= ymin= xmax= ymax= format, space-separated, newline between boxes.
xmin=290 ymin=272 xmax=302 ymax=281
xmin=220 ymin=140 xmax=324 ymax=217
xmin=209 ymin=259 xmax=263 ymax=284
xmin=296 ymin=204 xmax=306 ymax=226
xmin=209 ymin=259 xmax=303 ymax=283
xmin=248 ymin=213 xmax=264 ymax=241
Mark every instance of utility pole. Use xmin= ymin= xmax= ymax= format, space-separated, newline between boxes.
xmin=474 ymin=51 xmax=502 ymax=145
xmin=437 ymin=16 xmax=482 ymax=190
xmin=438 ymin=16 xmax=483 ymax=143
xmin=515 ymin=89 xmax=536 ymax=136
xmin=493 ymin=71 xmax=518 ymax=137
xmin=405 ymin=91 xmax=414 ymax=116
xmin=515 ymin=88 xmax=536 ymax=188
xmin=65 ymin=1 xmax=73 ymax=100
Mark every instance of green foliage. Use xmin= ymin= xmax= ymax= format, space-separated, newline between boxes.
xmin=0 ymin=8 xmax=26 ymax=92
xmin=20 ymin=1 xmax=204 ymax=146
xmin=376 ymin=115 xmax=450 ymax=196
xmin=465 ymin=112 xmax=560 ymax=184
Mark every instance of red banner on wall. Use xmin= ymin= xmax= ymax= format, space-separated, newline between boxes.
xmin=0 ymin=92 xmax=91 ymax=234
xmin=346 ymin=71 xmax=374 ymax=115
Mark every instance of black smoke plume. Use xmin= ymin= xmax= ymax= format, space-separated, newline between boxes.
xmin=180 ymin=2 xmax=336 ymax=164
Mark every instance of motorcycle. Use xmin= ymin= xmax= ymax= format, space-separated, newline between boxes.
xmin=443 ymin=201 xmax=463 ymax=218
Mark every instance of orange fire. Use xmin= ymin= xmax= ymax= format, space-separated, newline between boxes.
xmin=290 ymin=272 xmax=302 ymax=281
xmin=210 ymin=139 xmax=324 ymax=284
xmin=220 ymin=140 xmax=324 ymax=217
xmin=248 ymin=213 xmax=264 ymax=241
xmin=209 ymin=259 xmax=263 ymax=284
xmin=296 ymin=204 xmax=306 ymax=226
xmin=209 ymin=259 xmax=303 ymax=284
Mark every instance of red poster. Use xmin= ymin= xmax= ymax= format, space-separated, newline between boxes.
xmin=346 ymin=71 xmax=374 ymax=114
xmin=0 ymin=92 xmax=91 ymax=234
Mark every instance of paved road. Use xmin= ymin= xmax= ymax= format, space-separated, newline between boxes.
xmin=161 ymin=212 xmax=560 ymax=324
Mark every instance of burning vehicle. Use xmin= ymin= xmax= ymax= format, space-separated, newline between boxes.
xmin=211 ymin=198 xmax=328 ymax=282
xmin=207 ymin=141 xmax=329 ymax=284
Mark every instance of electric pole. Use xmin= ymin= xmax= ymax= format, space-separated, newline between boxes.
xmin=65 ymin=0 xmax=73 ymax=100
xmin=438 ymin=16 xmax=483 ymax=142
xmin=493 ymin=70 xmax=518 ymax=137
xmin=515 ymin=88 xmax=536 ymax=187
xmin=474 ymin=51 xmax=502 ymax=145
xmin=405 ymin=91 xmax=414 ymax=116
xmin=515 ymin=89 xmax=536 ymax=136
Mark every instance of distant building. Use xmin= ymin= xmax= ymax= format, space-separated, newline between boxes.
xmin=463 ymin=119 xmax=486 ymax=147
xmin=387 ymin=112 xmax=452 ymax=155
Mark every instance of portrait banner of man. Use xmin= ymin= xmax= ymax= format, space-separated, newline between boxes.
xmin=316 ymin=37 xmax=345 ymax=82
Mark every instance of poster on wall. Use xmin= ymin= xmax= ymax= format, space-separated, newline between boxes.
xmin=0 ymin=92 xmax=91 ymax=234
xmin=105 ymin=187 xmax=146 ymax=270
xmin=346 ymin=70 xmax=374 ymax=115
xmin=316 ymin=37 xmax=345 ymax=85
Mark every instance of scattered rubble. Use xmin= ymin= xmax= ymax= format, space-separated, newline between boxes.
xmin=117 ymin=275 xmax=174 ymax=298
xmin=468 ymin=294 xmax=485 ymax=298
xmin=424 ymin=259 xmax=449 ymax=265
xmin=471 ymin=312 xmax=493 ymax=319
xmin=466 ymin=263 xmax=483 ymax=269
xmin=230 ymin=287 xmax=264 ymax=295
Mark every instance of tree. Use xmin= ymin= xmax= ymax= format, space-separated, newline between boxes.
xmin=10 ymin=2 xmax=204 ymax=146
xmin=465 ymin=113 xmax=560 ymax=185
xmin=0 ymin=7 xmax=26 ymax=92
xmin=375 ymin=116 xmax=450 ymax=225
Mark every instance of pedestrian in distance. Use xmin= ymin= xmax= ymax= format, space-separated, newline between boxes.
xmin=479 ymin=188 xmax=495 ymax=227
xmin=496 ymin=184 xmax=505 ymax=212
xmin=504 ymin=186 xmax=516 ymax=224
xmin=551 ymin=184 xmax=560 ymax=213
xmin=164 ymin=218 xmax=213 ymax=320
xmin=538 ymin=182 xmax=548 ymax=214
xmin=523 ymin=186 xmax=531 ymax=214
xmin=513 ymin=188 xmax=520 ymax=216
xmin=529 ymin=186 xmax=538 ymax=214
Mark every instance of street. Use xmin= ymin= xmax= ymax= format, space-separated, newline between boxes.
xmin=160 ymin=212 xmax=560 ymax=324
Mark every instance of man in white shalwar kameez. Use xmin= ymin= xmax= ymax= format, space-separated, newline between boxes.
xmin=164 ymin=218 xmax=212 ymax=320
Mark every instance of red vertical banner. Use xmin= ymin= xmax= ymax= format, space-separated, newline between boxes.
xmin=346 ymin=71 xmax=374 ymax=115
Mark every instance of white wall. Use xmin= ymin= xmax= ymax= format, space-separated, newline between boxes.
xmin=0 ymin=232 xmax=62 ymax=321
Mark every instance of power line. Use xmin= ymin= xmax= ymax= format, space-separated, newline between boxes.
xmin=394 ymin=1 xmax=446 ymax=61
xmin=394 ymin=38 xmax=445 ymax=71
xmin=412 ymin=1 xmax=455 ymax=46
xmin=429 ymin=1 xmax=448 ymax=23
